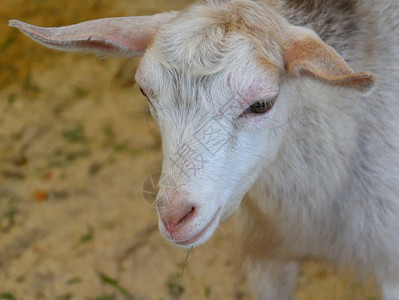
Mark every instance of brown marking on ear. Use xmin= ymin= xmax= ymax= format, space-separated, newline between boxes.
xmin=284 ymin=32 xmax=376 ymax=92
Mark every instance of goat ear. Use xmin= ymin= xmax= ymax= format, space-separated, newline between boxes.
xmin=8 ymin=11 xmax=179 ymax=57
xmin=284 ymin=27 xmax=376 ymax=92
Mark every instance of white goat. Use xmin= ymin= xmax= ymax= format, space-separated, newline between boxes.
xmin=9 ymin=0 xmax=399 ymax=299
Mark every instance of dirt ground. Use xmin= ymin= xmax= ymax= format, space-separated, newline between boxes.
xmin=0 ymin=1 xmax=382 ymax=299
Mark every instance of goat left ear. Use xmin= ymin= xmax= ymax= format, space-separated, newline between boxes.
xmin=284 ymin=27 xmax=376 ymax=92
xmin=9 ymin=11 xmax=179 ymax=57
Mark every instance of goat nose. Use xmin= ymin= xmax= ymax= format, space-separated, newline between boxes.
xmin=159 ymin=201 xmax=196 ymax=236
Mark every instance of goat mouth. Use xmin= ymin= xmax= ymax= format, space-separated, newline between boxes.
xmin=174 ymin=207 xmax=221 ymax=246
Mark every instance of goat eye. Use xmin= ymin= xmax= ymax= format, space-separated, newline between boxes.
xmin=139 ymin=86 xmax=148 ymax=98
xmin=248 ymin=99 xmax=274 ymax=114
xmin=139 ymin=86 xmax=154 ymax=107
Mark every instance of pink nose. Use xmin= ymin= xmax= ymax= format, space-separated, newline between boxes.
xmin=157 ymin=195 xmax=196 ymax=237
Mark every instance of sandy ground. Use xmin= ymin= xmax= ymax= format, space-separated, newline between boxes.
xmin=0 ymin=1 xmax=382 ymax=299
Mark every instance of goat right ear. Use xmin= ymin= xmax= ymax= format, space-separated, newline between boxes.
xmin=284 ymin=26 xmax=376 ymax=92
xmin=8 ymin=11 xmax=179 ymax=57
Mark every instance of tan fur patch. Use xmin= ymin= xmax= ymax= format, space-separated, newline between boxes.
xmin=284 ymin=32 xmax=376 ymax=91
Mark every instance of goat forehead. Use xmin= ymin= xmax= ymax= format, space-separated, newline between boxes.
xmin=160 ymin=74 xmax=230 ymax=117
xmin=155 ymin=20 xmax=230 ymax=76
xmin=136 ymin=0 xmax=286 ymax=110
xmin=150 ymin=0 xmax=286 ymax=75
xmin=137 ymin=48 xmax=280 ymax=120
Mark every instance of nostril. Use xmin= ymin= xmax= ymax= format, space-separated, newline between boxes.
xmin=178 ymin=206 xmax=195 ymax=225
xmin=164 ymin=205 xmax=196 ymax=235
